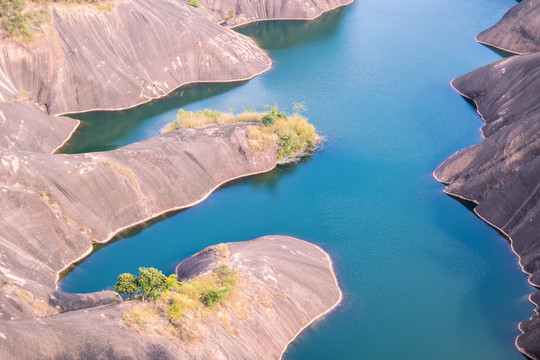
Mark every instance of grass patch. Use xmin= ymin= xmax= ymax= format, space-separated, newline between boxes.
xmin=164 ymin=105 xmax=319 ymax=161
xmin=1 ymin=0 xmax=111 ymax=41
xmin=163 ymin=108 xmax=263 ymax=132
xmin=121 ymin=264 xmax=239 ymax=336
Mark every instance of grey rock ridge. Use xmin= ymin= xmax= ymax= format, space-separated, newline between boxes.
xmin=0 ymin=0 xmax=271 ymax=115
xmin=0 ymin=121 xmax=276 ymax=321
xmin=0 ymin=0 xmax=354 ymax=116
xmin=0 ymin=102 xmax=79 ymax=153
xmin=199 ymin=0 xmax=354 ymax=27
xmin=0 ymin=236 xmax=341 ymax=360
xmin=434 ymin=31 xmax=540 ymax=360
xmin=476 ymin=0 xmax=540 ymax=54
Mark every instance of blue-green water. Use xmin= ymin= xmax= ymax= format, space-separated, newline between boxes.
xmin=60 ymin=0 xmax=533 ymax=358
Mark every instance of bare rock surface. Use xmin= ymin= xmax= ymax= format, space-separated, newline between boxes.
xmin=0 ymin=123 xmax=276 ymax=321
xmin=0 ymin=0 xmax=271 ymax=115
xmin=0 ymin=102 xmax=78 ymax=154
xmin=199 ymin=0 xmax=353 ymax=27
xmin=476 ymin=0 xmax=540 ymax=54
xmin=434 ymin=52 xmax=540 ymax=359
xmin=0 ymin=236 xmax=341 ymax=360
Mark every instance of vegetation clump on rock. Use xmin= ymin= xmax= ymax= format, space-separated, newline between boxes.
xmin=0 ymin=0 xmax=109 ymax=41
xmin=117 ymin=265 xmax=238 ymax=335
xmin=164 ymin=104 xmax=319 ymax=161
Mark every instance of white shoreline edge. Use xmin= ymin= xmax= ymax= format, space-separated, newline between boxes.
xmin=437 ymin=65 xmax=540 ymax=356
xmin=228 ymin=0 xmax=354 ymax=29
xmin=51 ymin=118 xmax=81 ymax=154
xmin=54 ymin=63 xmax=273 ymax=118
xmin=54 ymin=159 xmax=278 ymax=288
xmin=279 ymin=239 xmax=343 ymax=360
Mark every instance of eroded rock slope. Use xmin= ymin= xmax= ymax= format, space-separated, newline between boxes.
xmin=0 ymin=0 xmax=271 ymax=115
xmin=200 ymin=0 xmax=353 ymax=27
xmin=0 ymin=236 xmax=341 ymax=360
xmin=0 ymin=118 xmax=276 ymax=321
xmin=0 ymin=102 xmax=78 ymax=153
xmin=476 ymin=0 xmax=540 ymax=54
xmin=435 ymin=11 xmax=540 ymax=359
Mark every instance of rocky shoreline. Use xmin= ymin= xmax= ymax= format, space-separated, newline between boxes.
xmin=434 ymin=1 xmax=540 ymax=358
xmin=0 ymin=0 xmax=350 ymax=358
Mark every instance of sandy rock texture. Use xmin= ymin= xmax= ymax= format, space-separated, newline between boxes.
xmin=0 ymin=0 xmax=271 ymax=115
xmin=476 ymin=0 xmax=540 ymax=54
xmin=434 ymin=45 xmax=540 ymax=360
xmin=0 ymin=121 xmax=276 ymax=322
xmin=199 ymin=0 xmax=353 ymax=27
xmin=0 ymin=102 xmax=79 ymax=153
xmin=0 ymin=236 xmax=341 ymax=360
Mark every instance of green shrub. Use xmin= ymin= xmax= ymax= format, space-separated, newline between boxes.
xmin=201 ymin=289 xmax=223 ymax=307
xmin=187 ymin=0 xmax=200 ymax=7
xmin=261 ymin=114 xmax=276 ymax=127
xmin=114 ymin=273 xmax=140 ymax=300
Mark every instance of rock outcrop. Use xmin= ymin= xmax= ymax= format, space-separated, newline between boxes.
xmin=476 ymin=0 xmax=540 ymax=54
xmin=200 ymin=0 xmax=353 ymax=27
xmin=0 ymin=121 xmax=276 ymax=321
xmin=0 ymin=236 xmax=341 ymax=360
xmin=435 ymin=8 xmax=540 ymax=359
xmin=0 ymin=0 xmax=272 ymax=115
xmin=0 ymin=102 xmax=78 ymax=154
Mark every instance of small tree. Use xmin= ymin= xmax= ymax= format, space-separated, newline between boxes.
xmin=138 ymin=267 xmax=169 ymax=301
xmin=114 ymin=273 xmax=140 ymax=300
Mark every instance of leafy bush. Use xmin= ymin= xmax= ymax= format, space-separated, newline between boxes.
xmin=261 ymin=114 xmax=276 ymax=127
xmin=121 ymin=263 xmax=239 ymax=334
xmin=113 ymin=267 xmax=179 ymax=301
xmin=202 ymin=289 xmax=223 ymax=307
xmin=187 ymin=0 xmax=200 ymax=7
xmin=114 ymin=273 xmax=140 ymax=300
xmin=163 ymin=105 xmax=318 ymax=161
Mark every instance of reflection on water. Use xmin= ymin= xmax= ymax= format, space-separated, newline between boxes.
xmin=60 ymin=82 xmax=244 ymax=154
xmin=59 ymin=0 xmax=532 ymax=359
xmin=236 ymin=8 xmax=347 ymax=49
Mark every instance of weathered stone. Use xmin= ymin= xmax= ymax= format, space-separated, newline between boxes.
xmin=476 ymin=0 xmax=540 ymax=54
xmin=0 ymin=0 xmax=271 ymax=115
xmin=0 ymin=102 xmax=78 ymax=154
xmin=200 ymin=0 xmax=353 ymax=27
xmin=435 ymin=51 xmax=540 ymax=360
xmin=0 ymin=236 xmax=341 ymax=360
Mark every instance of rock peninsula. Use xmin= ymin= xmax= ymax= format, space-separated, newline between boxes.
xmin=199 ymin=0 xmax=354 ymax=27
xmin=0 ymin=0 xmax=349 ymax=357
xmin=0 ymin=236 xmax=342 ymax=360
xmin=435 ymin=1 xmax=540 ymax=358
xmin=476 ymin=0 xmax=540 ymax=54
xmin=0 ymin=119 xmax=276 ymax=319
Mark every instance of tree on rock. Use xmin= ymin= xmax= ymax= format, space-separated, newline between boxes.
xmin=114 ymin=273 xmax=140 ymax=300
xmin=138 ymin=267 xmax=169 ymax=301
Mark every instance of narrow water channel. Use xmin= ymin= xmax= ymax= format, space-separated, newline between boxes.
xmin=60 ymin=0 xmax=532 ymax=358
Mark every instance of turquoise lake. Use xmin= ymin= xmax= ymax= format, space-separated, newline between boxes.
xmin=60 ymin=0 xmax=533 ymax=358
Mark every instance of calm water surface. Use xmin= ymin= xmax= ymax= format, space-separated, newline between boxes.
xmin=61 ymin=0 xmax=533 ymax=358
